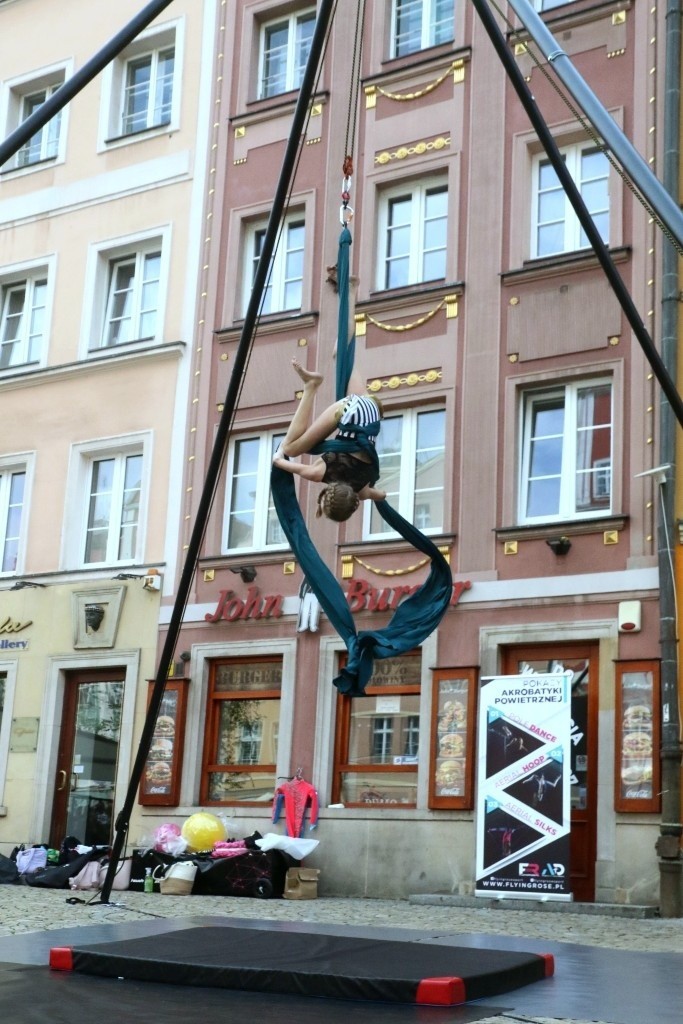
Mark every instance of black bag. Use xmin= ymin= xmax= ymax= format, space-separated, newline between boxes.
xmin=25 ymin=851 xmax=97 ymax=889
xmin=191 ymin=849 xmax=292 ymax=899
xmin=0 ymin=853 xmax=18 ymax=884
xmin=129 ymin=849 xmax=179 ymax=892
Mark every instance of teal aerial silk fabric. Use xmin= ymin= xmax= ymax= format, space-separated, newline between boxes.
xmin=271 ymin=226 xmax=453 ymax=695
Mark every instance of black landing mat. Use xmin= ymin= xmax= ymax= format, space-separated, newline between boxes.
xmin=51 ymin=925 xmax=553 ymax=1005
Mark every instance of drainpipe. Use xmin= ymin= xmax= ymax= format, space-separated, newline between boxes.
xmin=655 ymin=0 xmax=683 ymax=919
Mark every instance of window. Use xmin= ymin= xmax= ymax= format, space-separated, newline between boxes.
xmin=16 ymin=85 xmax=62 ymax=167
xmin=64 ymin=435 xmax=149 ymax=569
xmin=86 ymin=235 xmax=166 ymax=352
xmin=1 ymin=67 xmax=66 ymax=172
xmin=366 ymin=407 xmax=445 ymax=538
xmin=391 ymin=0 xmax=454 ymax=58
xmin=224 ymin=432 xmax=286 ymax=552
xmin=332 ymin=654 xmax=422 ymax=806
xmin=101 ymin=248 xmax=161 ymax=348
xmin=201 ymin=657 xmax=282 ymax=804
xmin=245 ymin=215 xmax=305 ymax=315
xmin=519 ymin=379 xmax=613 ymax=523
xmin=0 ymin=460 xmax=28 ymax=574
xmin=0 ymin=272 xmax=47 ymax=369
xmin=532 ymin=144 xmax=609 ymax=258
xmin=121 ymin=47 xmax=174 ymax=135
xmin=83 ymin=451 xmax=143 ymax=565
xmin=378 ymin=179 xmax=448 ymax=290
xmin=104 ymin=23 xmax=179 ymax=143
xmin=258 ymin=10 xmax=315 ymax=98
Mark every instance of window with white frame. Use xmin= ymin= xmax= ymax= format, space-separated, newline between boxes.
xmin=0 ymin=459 xmax=29 ymax=574
xmin=378 ymin=178 xmax=448 ymax=290
xmin=1 ymin=68 xmax=66 ymax=172
xmin=245 ymin=215 xmax=305 ymax=316
xmin=0 ymin=270 xmax=47 ymax=370
xmin=391 ymin=0 xmax=454 ymax=58
xmin=366 ymin=407 xmax=445 ymax=537
xmin=82 ymin=450 xmax=143 ymax=565
xmin=224 ymin=432 xmax=287 ymax=552
xmin=532 ymin=144 xmax=609 ymax=258
xmin=88 ymin=238 xmax=163 ymax=351
xmin=258 ymin=9 xmax=315 ymax=99
xmin=105 ymin=24 xmax=178 ymax=141
xmin=519 ymin=379 xmax=613 ymax=523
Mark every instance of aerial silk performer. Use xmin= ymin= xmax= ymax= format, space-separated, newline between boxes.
xmin=271 ymin=225 xmax=453 ymax=696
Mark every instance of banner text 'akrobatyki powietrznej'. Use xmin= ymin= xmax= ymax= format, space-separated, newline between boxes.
xmin=475 ymin=671 xmax=572 ymax=899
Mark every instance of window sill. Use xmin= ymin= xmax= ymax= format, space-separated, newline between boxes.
xmin=233 ymin=90 xmax=329 ymax=130
xmin=502 ymin=246 xmax=631 ymax=285
xmin=370 ymin=44 xmax=471 ymax=88
xmin=103 ymin=121 xmax=175 ymax=146
xmin=496 ymin=515 xmax=627 ymax=542
xmin=364 ymin=281 xmax=464 ymax=317
xmin=217 ymin=310 xmax=319 ymax=339
xmin=510 ymin=0 xmax=633 ymax=38
xmin=0 ymin=155 xmax=59 ymax=177
xmin=339 ymin=532 xmax=456 ymax=561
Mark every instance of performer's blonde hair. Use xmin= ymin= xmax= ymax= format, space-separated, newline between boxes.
xmin=316 ymin=483 xmax=360 ymax=522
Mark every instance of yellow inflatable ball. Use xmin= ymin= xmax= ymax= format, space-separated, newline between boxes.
xmin=181 ymin=812 xmax=227 ymax=852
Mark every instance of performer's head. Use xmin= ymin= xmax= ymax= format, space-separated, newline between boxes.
xmin=316 ymin=483 xmax=360 ymax=522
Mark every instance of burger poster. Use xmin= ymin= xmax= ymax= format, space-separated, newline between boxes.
xmin=475 ymin=671 xmax=572 ymax=900
xmin=139 ymin=680 xmax=188 ymax=806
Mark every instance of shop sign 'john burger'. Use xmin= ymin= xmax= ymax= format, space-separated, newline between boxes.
xmin=205 ymin=580 xmax=471 ymax=623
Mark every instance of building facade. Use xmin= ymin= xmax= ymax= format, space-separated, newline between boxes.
xmin=0 ymin=0 xmax=676 ymax=906
xmin=133 ymin=0 xmax=671 ymax=904
xmin=0 ymin=0 xmax=215 ymax=852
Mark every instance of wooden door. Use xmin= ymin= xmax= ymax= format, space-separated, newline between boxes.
xmin=502 ymin=643 xmax=599 ymax=902
xmin=50 ymin=669 xmax=124 ymax=848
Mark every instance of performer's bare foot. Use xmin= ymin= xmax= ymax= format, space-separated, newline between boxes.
xmin=292 ymin=359 xmax=323 ymax=387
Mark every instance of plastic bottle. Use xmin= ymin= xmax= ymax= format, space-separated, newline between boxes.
xmin=143 ymin=867 xmax=154 ymax=893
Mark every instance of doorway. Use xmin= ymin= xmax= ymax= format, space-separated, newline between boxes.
xmin=49 ymin=668 xmax=124 ymax=848
xmin=502 ymin=643 xmax=599 ymax=902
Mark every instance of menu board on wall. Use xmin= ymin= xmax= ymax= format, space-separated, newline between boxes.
xmin=475 ymin=671 xmax=572 ymax=900
xmin=429 ymin=669 xmax=477 ymax=809
xmin=615 ymin=662 xmax=660 ymax=812
xmin=139 ymin=680 xmax=188 ymax=806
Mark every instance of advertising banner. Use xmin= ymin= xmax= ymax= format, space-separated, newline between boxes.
xmin=475 ymin=671 xmax=572 ymax=899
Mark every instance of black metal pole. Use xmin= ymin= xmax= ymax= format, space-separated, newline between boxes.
xmin=470 ymin=0 xmax=683 ymax=430
xmin=507 ymin=0 xmax=683 ymax=253
xmin=99 ymin=0 xmax=338 ymax=903
xmin=0 ymin=0 xmax=176 ymax=168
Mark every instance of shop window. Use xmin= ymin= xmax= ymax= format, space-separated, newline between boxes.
xmin=391 ymin=0 xmax=454 ymax=58
xmin=531 ymin=144 xmax=609 ymax=259
xmin=377 ymin=177 xmax=448 ymax=290
xmin=615 ymin=661 xmax=660 ymax=813
xmin=223 ymin=431 xmax=287 ymax=552
xmin=0 ymin=269 xmax=48 ymax=370
xmin=0 ymin=458 xmax=29 ymax=575
xmin=201 ymin=657 xmax=282 ymax=805
xmin=428 ymin=667 xmax=477 ymax=808
xmin=365 ymin=407 xmax=445 ymax=538
xmin=243 ymin=214 xmax=305 ymax=316
xmin=519 ymin=378 xmax=613 ymax=524
xmin=258 ymin=9 xmax=315 ymax=99
xmin=332 ymin=652 xmax=422 ymax=807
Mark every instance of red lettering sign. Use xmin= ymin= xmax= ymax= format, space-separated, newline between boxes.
xmin=205 ymin=587 xmax=283 ymax=622
xmin=346 ymin=579 xmax=471 ymax=612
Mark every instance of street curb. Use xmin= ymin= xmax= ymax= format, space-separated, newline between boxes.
xmin=408 ymin=893 xmax=658 ymax=918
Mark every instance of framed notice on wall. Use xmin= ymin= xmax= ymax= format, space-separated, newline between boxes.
xmin=429 ymin=668 xmax=477 ymax=809
xmin=139 ymin=679 xmax=189 ymax=806
xmin=614 ymin=661 xmax=660 ymax=813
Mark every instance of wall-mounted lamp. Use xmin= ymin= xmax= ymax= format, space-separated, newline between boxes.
xmin=10 ymin=580 xmax=46 ymax=590
xmin=179 ymin=651 xmax=191 ymax=663
xmin=546 ymin=536 xmax=572 ymax=556
xmin=231 ymin=565 xmax=257 ymax=583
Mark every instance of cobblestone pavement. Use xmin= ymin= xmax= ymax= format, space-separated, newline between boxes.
xmin=0 ymin=885 xmax=681 ymax=1024
xmin=1 ymin=884 xmax=682 ymax=951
